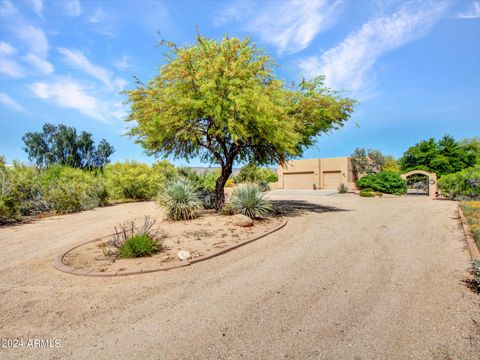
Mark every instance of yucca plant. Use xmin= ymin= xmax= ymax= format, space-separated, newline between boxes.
xmin=229 ymin=184 xmax=273 ymax=219
xmin=158 ymin=179 xmax=203 ymax=220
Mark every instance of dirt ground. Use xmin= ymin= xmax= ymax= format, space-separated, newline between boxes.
xmin=0 ymin=195 xmax=479 ymax=359
xmin=62 ymin=211 xmax=283 ymax=274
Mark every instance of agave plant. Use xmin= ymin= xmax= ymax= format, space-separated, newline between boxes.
xmin=229 ymin=184 xmax=273 ymax=219
xmin=158 ymin=179 xmax=204 ymax=220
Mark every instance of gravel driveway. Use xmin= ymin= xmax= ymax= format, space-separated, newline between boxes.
xmin=0 ymin=195 xmax=479 ymax=359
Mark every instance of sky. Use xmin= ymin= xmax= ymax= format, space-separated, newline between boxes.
xmin=0 ymin=0 xmax=479 ymax=167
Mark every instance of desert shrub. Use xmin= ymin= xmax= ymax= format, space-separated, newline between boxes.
xmin=225 ymin=178 xmax=235 ymax=187
xmin=471 ymin=260 xmax=480 ymax=292
xmin=110 ymin=217 xmax=164 ymax=258
xmin=105 ymin=161 xmax=157 ymax=200
xmin=258 ymin=180 xmax=270 ymax=192
xmin=0 ymin=161 xmax=49 ymax=223
xmin=41 ymin=165 xmax=105 ymax=213
xmin=461 ymin=201 xmax=480 ymax=248
xmin=359 ymin=189 xmax=375 ymax=197
xmin=197 ymin=169 xmax=220 ymax=192
xmin=338 ymin=183 xmax=348 ymax=193
xmin=356 ymin=171 xmax=407 ymax=194
xmin=158 ymin=179 xmax=203 ymax=220
xmin=438 ymin=166 xmax=480 ymax=200
xmin=234 ymin=163 xmax=278 ymax=184
xmin=228 ymin=184 xmax=273 ymax=219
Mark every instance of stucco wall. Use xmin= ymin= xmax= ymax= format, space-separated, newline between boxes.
xmin=277 ymin=157 xmax=357 ymax=190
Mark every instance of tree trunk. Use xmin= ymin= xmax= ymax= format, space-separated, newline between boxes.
xmin=214 ymin=163 xmax=233 ymax=211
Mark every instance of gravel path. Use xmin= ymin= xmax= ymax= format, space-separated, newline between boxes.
xmin=0 ymin=195 xmax=478 ymax=359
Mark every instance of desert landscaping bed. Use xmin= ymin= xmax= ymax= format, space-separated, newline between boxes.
xmin=57 ymin=211 xmax=285 ymax=276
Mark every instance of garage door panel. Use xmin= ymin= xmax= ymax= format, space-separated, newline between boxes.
xmin=283 ymin=172 xmax=315 ymax=189
xmin=323 ymin=171 xmax=341 ymax=189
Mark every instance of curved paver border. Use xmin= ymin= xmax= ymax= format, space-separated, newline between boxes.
xmin=53 ymin=218 xmax=288 ymax=277
xmin=458 ymin=204 xmax=480 ymax=261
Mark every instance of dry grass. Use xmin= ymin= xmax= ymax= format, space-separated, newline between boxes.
xmin=461 ymin=201 xmax=480 ymax=248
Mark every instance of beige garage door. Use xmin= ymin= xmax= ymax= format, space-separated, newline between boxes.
xmin=323 ymin=171 xmax=342 ymax=189
xmin=283 ymin=172 xmax=315 ymax=189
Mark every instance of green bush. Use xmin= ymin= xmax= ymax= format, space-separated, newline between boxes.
xmin=105 ymin=161 xmax=157 ymax=200
xmin=118 ymin=234 xmax=159 ymax=258
xmin=158 ymin=179 xmax=204 ymax=220
xmin=438 ymin=166 xmax=480 ymax=200
xmin=234 ymin=164 xmax=278 ymax=184
xmin=356 ymin=172 xmax=407 ymax=194
xmin=110 ymin=217 xmax=164 ymax=258
xmin=0 ymin=161 xmax=49 ymax=223
xmin=359 ymin=189 xmax=375 ymax=197
xmin=41 ymin=165 xmax=105 ymax=213
xmin=228 ymin=184 xmax=273 ymax=219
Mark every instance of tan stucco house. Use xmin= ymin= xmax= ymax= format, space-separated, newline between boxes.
xmin=276 ymin=157 xmax=357 ymax=190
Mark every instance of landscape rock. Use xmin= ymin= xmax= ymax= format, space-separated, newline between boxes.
xmin=231 ymin=214 xmax=254 ymax=227
xmin=177 ymin=250 xmax=191 ymax=261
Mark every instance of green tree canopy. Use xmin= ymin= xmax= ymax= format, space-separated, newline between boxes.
xmin=124 ymin=34 xmax=355 ymax=209
xmin=22 ymin=123 xmax=114 ymax=169
xmin=400 ymin=135 xmax=477 ymax=176
xmin=351 ymin=148 xmax=385 ymax=176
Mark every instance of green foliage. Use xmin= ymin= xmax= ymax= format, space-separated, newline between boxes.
xmin=124 ymin=34 xmax=355 ymax=208
xmin=351 ymin=148 xmax=385 ymax=176
xmin=382 ymin=156 xmax=401 ymax=173
xmin=41 ymin=165 xmax=105 ymax=213
xmin=359 ymin=189 xmax=375 ymax=197
xmin=117 ymin=234 xmax=158 ymax=258
xmin=158 ymin=179 xmax=204 ymax=220
xmin=0 ymin=161 xmax=49 ymax=223
xmin=228 ymin=184 xmax=273 ymax=219
xmin=235 ymin=163 xmax=278 ymax=184
xmin=438 ymin=166 xmax=480 ymax=200
xmin=22 ymin=123 xmax=114 ymax=169
xmin=400 ymin=135 xmax=477 ymax=176
xmin=105 ymin=161 xmax=174 ymax=200
xmin=110 ymin=217 xmax=163 ymax=258
xmin=338 ymin=183 xmax=348 ymax=194
xmin=357 ymin=172 xmax=407 ymax=194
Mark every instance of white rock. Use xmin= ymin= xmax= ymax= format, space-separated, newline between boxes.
xmin=177 ymin=250 xmax=191 ymax=261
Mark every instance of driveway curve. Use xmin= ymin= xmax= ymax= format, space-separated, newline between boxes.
xmin=0 ymin=195 xmax=478 ymax=359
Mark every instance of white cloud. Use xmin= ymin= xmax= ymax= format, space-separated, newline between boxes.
xmin=0 ymin=41 xmax=16 ymax=55
xmin=299 ymin=1 xmax=448 ymax=95
xmin=58 ymin=47 xmax=116 ymax=88
xmin=0 ymin=57 xmax=25 ymax=78
xmin=457 ymin=1 xmax=480 ymax=19
xmin=88 ymin=7 xmax=106 ymax=23
xmin=114 ymin=54 xmax=130 ymax=70
xmin=24 ymin=53 xmax=53 ymax=75
xmin=0 ymin=92 xmax=27 ymax=113
xmin=14 ymin=24 xmax=49 ymax=57
xmin=215 ymin=0 xmax=341 ymax=55
xmin=31 ymin=0 xmax=43 ymax=16
xmin=0 ymin=0 xmax=16 ymax=17
xmin=63 ymin=0 xmax=82 ymax=16
xmin=29 ymin=78 xmax=106 ymax=122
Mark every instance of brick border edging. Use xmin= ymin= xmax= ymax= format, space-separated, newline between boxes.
xmin=458 ymin=204 xmax=480 ymax=261
xmin=52 ymin=218 xmax=288 ymax=277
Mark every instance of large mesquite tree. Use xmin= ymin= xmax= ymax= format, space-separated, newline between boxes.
xmin=124 ymin=35 xmax=355 ymax=209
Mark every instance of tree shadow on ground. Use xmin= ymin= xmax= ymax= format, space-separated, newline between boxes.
xmin=271 ymin=200 xmax=349 ymax=218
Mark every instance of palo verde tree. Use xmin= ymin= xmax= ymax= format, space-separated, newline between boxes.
xmin=124 ymin=35 xmax=355 ymax=209
xmin=23 ymin=123 xmax=114 ymax=169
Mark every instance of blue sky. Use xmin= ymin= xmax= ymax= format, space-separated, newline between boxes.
xmin=0 ymin=0 xmax=479 ymax=166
